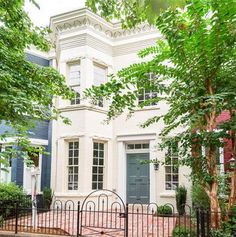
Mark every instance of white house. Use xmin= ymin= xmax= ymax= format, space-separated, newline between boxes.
xmin=50 ymin=8 xmax=191 ymax=206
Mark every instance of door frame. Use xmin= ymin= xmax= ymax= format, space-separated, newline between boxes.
xmin=126 ymin=152 xmax=150 ymax=204
xmin=116 ymin=135 xmax=157 ymax=204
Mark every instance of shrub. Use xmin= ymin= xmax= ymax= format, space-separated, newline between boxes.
xmin=191 ymin=184 xmax=210 ymax=209
xmin=176 ymin=186 xmax=187 ymax=215
xmin=156 ymin=205 xmax=173 ymax=216
xmin=210 ymin=229 xmax=232 ymax=237
xmin=42 ymin=187 xmax=53 ymax=209
xmin=172 ymin=226 xmax=196 ymax=237
xmin=0 ymin=183 xmax=30 ymax=218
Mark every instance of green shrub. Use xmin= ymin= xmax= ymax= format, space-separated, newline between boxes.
xmin=191 ymin=184 xmax=210 ymax=209
xmin=0 ymin=183 xmax=30 ymax=218
xmin=210 ymin=229 xmax=232 ymax=237
xmin=156 ymin=205 xmax=173 ymax=216
xmin=42 ymin=187 xmax=53 ymax=209
xmin=176 ymin=186 xmax=187 ymax=215
xmin=172 ymin=226 xmax=196 ymax=237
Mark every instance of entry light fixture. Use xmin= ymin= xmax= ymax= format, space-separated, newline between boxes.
xmin=153 ymin=159 xmax=159 ymax=171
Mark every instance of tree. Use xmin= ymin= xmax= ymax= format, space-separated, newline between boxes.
xmin=85 ymin=0 xmax=236 ymax=228
xmin=85 ymin=0 xmax=185 ymax=28
xmin=0 ymin=1 xmax=73 ymax=153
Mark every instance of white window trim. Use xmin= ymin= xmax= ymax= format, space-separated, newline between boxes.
xmin=67 ymin=61 xmax=81 ymax=87
xmin=67 ymin=140 xmax=80 ymax=191
xmin=125 ymin=142 xmax=150 ymax=154
xmin=92 ymin=140 xmax=106 ymax=190
xmin=164 ymin=143 xmax=179 ymax=191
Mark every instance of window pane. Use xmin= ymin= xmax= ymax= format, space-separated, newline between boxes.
xmin=74 ymin=150 xmax=79 ymax=157
xmin=98 ymin=183 xmax=103 ymax=190
xmin=68 ymin=141 xmax=79 ymax=190
xmin=94 ymin=143 xmax=98 ymax=149
xmin=127 ymin=144 xmax=134 ymax=149
xmin=92 ymin=183 xmax=97 ymax=190
xmin=93 ymin=167 xmax=97 ymax=173
xmin=94 ymin=150 xmax=98 ymax=157
xmin=142 ymin=144 xmax=149 ymax=149
xmin=135 ymin=144 xmax=142 ymax=149
xmin=99 ymin=143 xmax=104 ymax=150
xmin=92 ymin=142 xmax=105 ymax=190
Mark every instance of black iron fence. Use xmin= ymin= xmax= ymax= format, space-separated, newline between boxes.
xmin=0 ymin=190 xmax=235 ymax=237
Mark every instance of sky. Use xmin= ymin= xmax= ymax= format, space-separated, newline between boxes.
xmin=24 ymin=0 xmax=85 ymax=27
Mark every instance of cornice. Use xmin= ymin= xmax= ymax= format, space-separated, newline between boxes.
xmin=58 ymin=104 xmax=108 ymax=114
xmin=50 ymin=8 xmax=158 ymax=41
xmin=59 ymin=33 xmax=158 ymax=56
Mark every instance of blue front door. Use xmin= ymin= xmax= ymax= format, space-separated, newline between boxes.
xmin=127 ymin=153 xmax=150 ymax=204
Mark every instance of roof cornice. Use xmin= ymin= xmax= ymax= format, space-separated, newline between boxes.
xmin=50 ymin=8 xmax=157 ymax=40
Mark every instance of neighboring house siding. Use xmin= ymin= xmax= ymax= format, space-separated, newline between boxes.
xmin=40 ymin=122 xmax=52 ymax=189
xmin=0 ymin=53 xmax=51 ymax=191
xmin=26 ymin=53 xmax=50 ymax=67
xmin=11 ymin=156 xmax=24 ymax=186
xmin=0 ymin=121 xmax=15 ymax=135
xmin=29 ymin=120 xmax=49 ymax=140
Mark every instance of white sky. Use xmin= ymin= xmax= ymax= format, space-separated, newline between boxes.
xmin=24 ymin=0 xmax=85 ymax=27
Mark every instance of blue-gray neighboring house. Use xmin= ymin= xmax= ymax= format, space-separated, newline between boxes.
xmin=0 ymin=53 xmax=52 ymax=194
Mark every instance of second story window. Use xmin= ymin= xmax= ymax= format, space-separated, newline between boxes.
xmin=70 ymin=87 xmax=80 ymax=105
xmin=93 ymin=64 xmax=106 ymax=107
xmin=138 ymin=89 xmax=158 ymax=106
xmin=68 ymin=63 xmax=80 ymax=86
xmin=138 ymin=73 xmax=158 ymax=107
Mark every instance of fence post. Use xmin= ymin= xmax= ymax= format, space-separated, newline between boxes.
xmin=200 ymin=209 xmax=205 ymax=237
xmin=15 ymin=201 xmax=19 ymax=234
xmin=196 ymin=208 xmax=200 ymax=237
xmin=125 ymin=203 xmax=129 ymax=237
xmin=77 ymin=201 xmax=80 ymax=237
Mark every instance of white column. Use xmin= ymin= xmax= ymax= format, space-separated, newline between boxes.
xmin=117 ymin=141 xmax=126 ymax=202
xmin=82 ymin=57 xmax=93 ymax=106
xmin=149 ymin=140 xmax=156 ymax=203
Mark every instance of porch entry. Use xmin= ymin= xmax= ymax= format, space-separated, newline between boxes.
xmin=127 ymin=153 xmax=150 ymax=204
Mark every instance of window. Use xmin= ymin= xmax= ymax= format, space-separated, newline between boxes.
xmin=138 ymin=73 xmax=158 ymax=106
xmin=27 ymin=151 xmax=39 ymax=167
xmin=165 ymin=143 xmax=179 ymax=190
xmin=138 ymin=90 xmax=158 ymax=106
xmin=93 ymin=64 xmax=106 ymax=107
xmin=68 ymin=141 xmax=79 ymax=190
xmin=68 ymin=64 xmax=80 ymax=86
xmin=126 ymin=143 xmax=150 ymax=150
xmin=70 ymin=87 xmax=80 ymax=105
xmin=92 ymin=142 xmax=105 ymax=190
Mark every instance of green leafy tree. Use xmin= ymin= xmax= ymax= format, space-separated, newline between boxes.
xmin=86 ymin=0 xmax=185 ymax=28
xmin=0 ymin=1 xmax=73 ymax=157
xmin=85 ymin=0 xmax=236 ymax=227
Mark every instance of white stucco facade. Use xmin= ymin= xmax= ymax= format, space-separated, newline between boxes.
xmin=50 ymin=8 xmax=191 ymax=207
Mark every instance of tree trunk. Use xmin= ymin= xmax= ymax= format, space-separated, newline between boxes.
xmin=226 ymin=119 xmax=236 ymax=217
xmin=209 ymin=166 xmax=222 ymax=228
